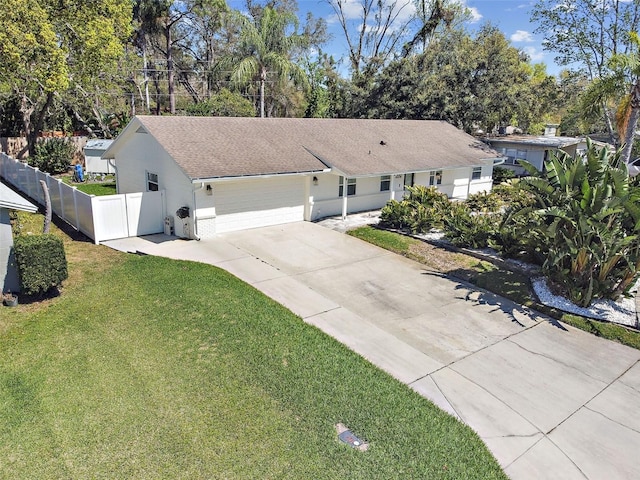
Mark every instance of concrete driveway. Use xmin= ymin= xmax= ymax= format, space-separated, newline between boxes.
xmin=105 ymin=222 xmax=640 ymax=479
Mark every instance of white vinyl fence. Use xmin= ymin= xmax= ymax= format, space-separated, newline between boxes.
xmin=0 ymin=153 xmax=164 ymax=244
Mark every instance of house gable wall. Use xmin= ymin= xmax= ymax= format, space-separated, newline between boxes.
xmin=114 ymin=130 xmax=192 ymax=236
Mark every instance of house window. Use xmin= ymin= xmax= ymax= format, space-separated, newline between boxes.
xmin=404 ymin=173 xmax=414 ymax=188
xmin=501 ymin=148 xmax=528 ymax=165
xmin=429 ymin=170 xmax=442 ymax=186
xmin=471 ymin=167 xmax=482 ymax=180
xmin=147 ymin=171 xmax=159 ymax=191
xmin=339 ymin=176 xmax=356 ymax=196
xmin=380 ymin=175 xmax=391 ymax=191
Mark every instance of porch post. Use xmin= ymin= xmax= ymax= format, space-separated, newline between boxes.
xmin=341 ymin=178 xmax=348 ymax=220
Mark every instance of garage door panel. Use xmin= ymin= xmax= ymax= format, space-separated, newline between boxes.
xmin=214 ymin=177 xmax=305 ymax=233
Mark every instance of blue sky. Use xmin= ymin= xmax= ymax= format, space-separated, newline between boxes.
xmin=288 ymin=0 xmax=558 ymax=75
xmin=465 ymin=1 xmax=552 ymax=69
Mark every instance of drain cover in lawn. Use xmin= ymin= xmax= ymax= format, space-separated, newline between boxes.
xmin=335 ymin=423 xmax=369 ymax=451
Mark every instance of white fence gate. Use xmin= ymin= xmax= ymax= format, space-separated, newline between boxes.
xmin=0 ymin=152 xmax=164 ymax=243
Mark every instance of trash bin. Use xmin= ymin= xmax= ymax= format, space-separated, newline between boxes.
xmin=74 ymin=164 xmax=84 ymax=182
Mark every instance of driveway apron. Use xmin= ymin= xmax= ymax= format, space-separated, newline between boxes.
xmin=106 ymin=222 xmax=640 ymax=480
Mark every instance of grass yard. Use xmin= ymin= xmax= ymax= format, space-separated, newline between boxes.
xmin=60 ymin=174 xmax=117 ymax=196
xmin=74 ymin=182 xmax=117 ymax=196
xmin=0 ymin=214 xmax=506 ymax=479
xmin=349 ymin=226 xmax=640 ymax=350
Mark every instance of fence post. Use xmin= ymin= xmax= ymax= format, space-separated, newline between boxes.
xmin=72 ymin=186 xmax=80 ymax=231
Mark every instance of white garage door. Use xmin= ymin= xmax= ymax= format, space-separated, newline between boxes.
xmin=213 ymin=176 xmax=305 ymax=233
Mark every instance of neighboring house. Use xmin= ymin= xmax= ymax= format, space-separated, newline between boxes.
xmin=84 ymin=139 xmax=115 ymax=174
xmin=484 ymin=133 xmax=583 ymax=176
xmin=103 ymin=116 xmax=501 ymax=239
xmin=1 ymin=182 xmax=37 ymax=293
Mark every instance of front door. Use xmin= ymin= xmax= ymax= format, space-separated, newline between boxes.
xmin=404 ymin=173 xmax=414 ymax=189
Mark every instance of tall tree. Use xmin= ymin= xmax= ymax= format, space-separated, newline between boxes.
xmin=354 ymin=25 xmax=557 ymax=133
xmin=227 ymin=7 xmax=309 ymax=117
xmin=0 ymin=0 xmax=67 ymax=155
xmin=531 ymin=0 xmax=640 ymax=142
xmin=325 ymin=0 xmax=414 ymax=75
xmin=134 ymin=0 xmax=226 ymax=114
xmin=582 ymin=32 xmax=640 ymax=165
xmin=0 ymin=0 xmax=132 ymax=153
xmin=403 ymin=0 xmax=465 ymax=56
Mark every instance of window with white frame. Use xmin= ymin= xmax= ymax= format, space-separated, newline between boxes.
xmin=500 ymin=148 xmax=528 ymax=165
xmin=147 ymin=171 xmax=159 ymax=191
xmin=339 ymin=176 xmax=356 ymax=196
xmin=380 ymin=175 xmax=391 ymax=191
xmin=471 ymin=167 xmax=482 ymax=180
xmin=429 ymin=170 xmax=442 ymax=186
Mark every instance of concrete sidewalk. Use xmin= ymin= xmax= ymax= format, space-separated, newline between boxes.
xmin=104 ymin=223 xmax=640 ymax=480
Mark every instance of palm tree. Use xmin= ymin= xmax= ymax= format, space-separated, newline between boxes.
xmin=229 ymin=7 xmax=309 ymax=118
xmin=581 ymin=32 xmax=640 ymax=168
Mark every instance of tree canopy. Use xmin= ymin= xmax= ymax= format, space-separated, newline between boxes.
xmin=4 ymin=0 xmax=632 ymax=141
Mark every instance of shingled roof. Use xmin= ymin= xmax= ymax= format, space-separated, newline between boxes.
xmin=0 ymin=182 xmax=38 ymax=212
xmin=106 ymin=116 xmax=500 ymax=180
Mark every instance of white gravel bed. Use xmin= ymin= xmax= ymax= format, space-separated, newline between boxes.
xmin=532 ymin=277 xmax=639 ymax=328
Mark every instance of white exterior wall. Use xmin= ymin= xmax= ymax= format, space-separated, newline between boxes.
xmin=527 ymin=151 xmax=545 ymax=171
xmin=114 ymin=132 xmax=192 ymax=237
xmin=414 ymin=170 xmax=454 ymax=198
xmin=310 ymin=173 xmax=398 ymax=220
xmin=309 ymin=166 xmax=493 ymax=220
xmin=86 ymin=154 xmax=115 ymax=174
xmin=444 ymin=165 xmax=493 ymax=199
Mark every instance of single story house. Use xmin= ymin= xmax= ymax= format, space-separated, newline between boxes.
xmin=84 ymin=139 xmax=115 ymax=174
xmin=103 ymin=116 xmax=502 ymax=239
xmin=484 ymin=133 xmax=583 ymax=175
xmin=1 ymin=182 xmax=38 ymax=293
xmin=484 ymin=124 xmax=611 ymax=175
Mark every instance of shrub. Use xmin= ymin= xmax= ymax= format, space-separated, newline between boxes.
xmin=14 ymin=234 xmax=68 ymax=296
xmin=489 ymin=210 xmax=533 ymax=259
xmin=464 ymin=191 xmax=502 ymax=213
xmin=492 ymin=166 xmax=516 ymax=185
xmin=405 ymin=185 xmax=451 ymax=232
xmin=28 ymin=138 xmax=76 ymax=174
xmin=491 ymin=182 xmax=534 ymax=209
xmin=442 ymin=202 xmax=498 ymax=249
xmin=379 ymin=186 xmax=451 ymax=233
xmin=379 ymin=200 xmax=412 ymax=229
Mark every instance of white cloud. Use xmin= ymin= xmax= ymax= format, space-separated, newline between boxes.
xmin=511 ymin=30 xmax=534 ymax=42
xmin=466 ymin=6 xmax=482 ymax=23
xmin=523 ymin=46 xmax=545 ymax=61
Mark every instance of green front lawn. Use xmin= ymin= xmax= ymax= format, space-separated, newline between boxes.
xmin=0 ymin=217 xmax=506 ymax=478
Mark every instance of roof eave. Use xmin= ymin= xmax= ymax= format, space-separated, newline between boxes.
xmin=190 ymin=168 xmax=331 ymax=183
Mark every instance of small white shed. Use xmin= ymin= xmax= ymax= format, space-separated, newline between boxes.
xmin=84 ymin=139 xmax=115 ymax=174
